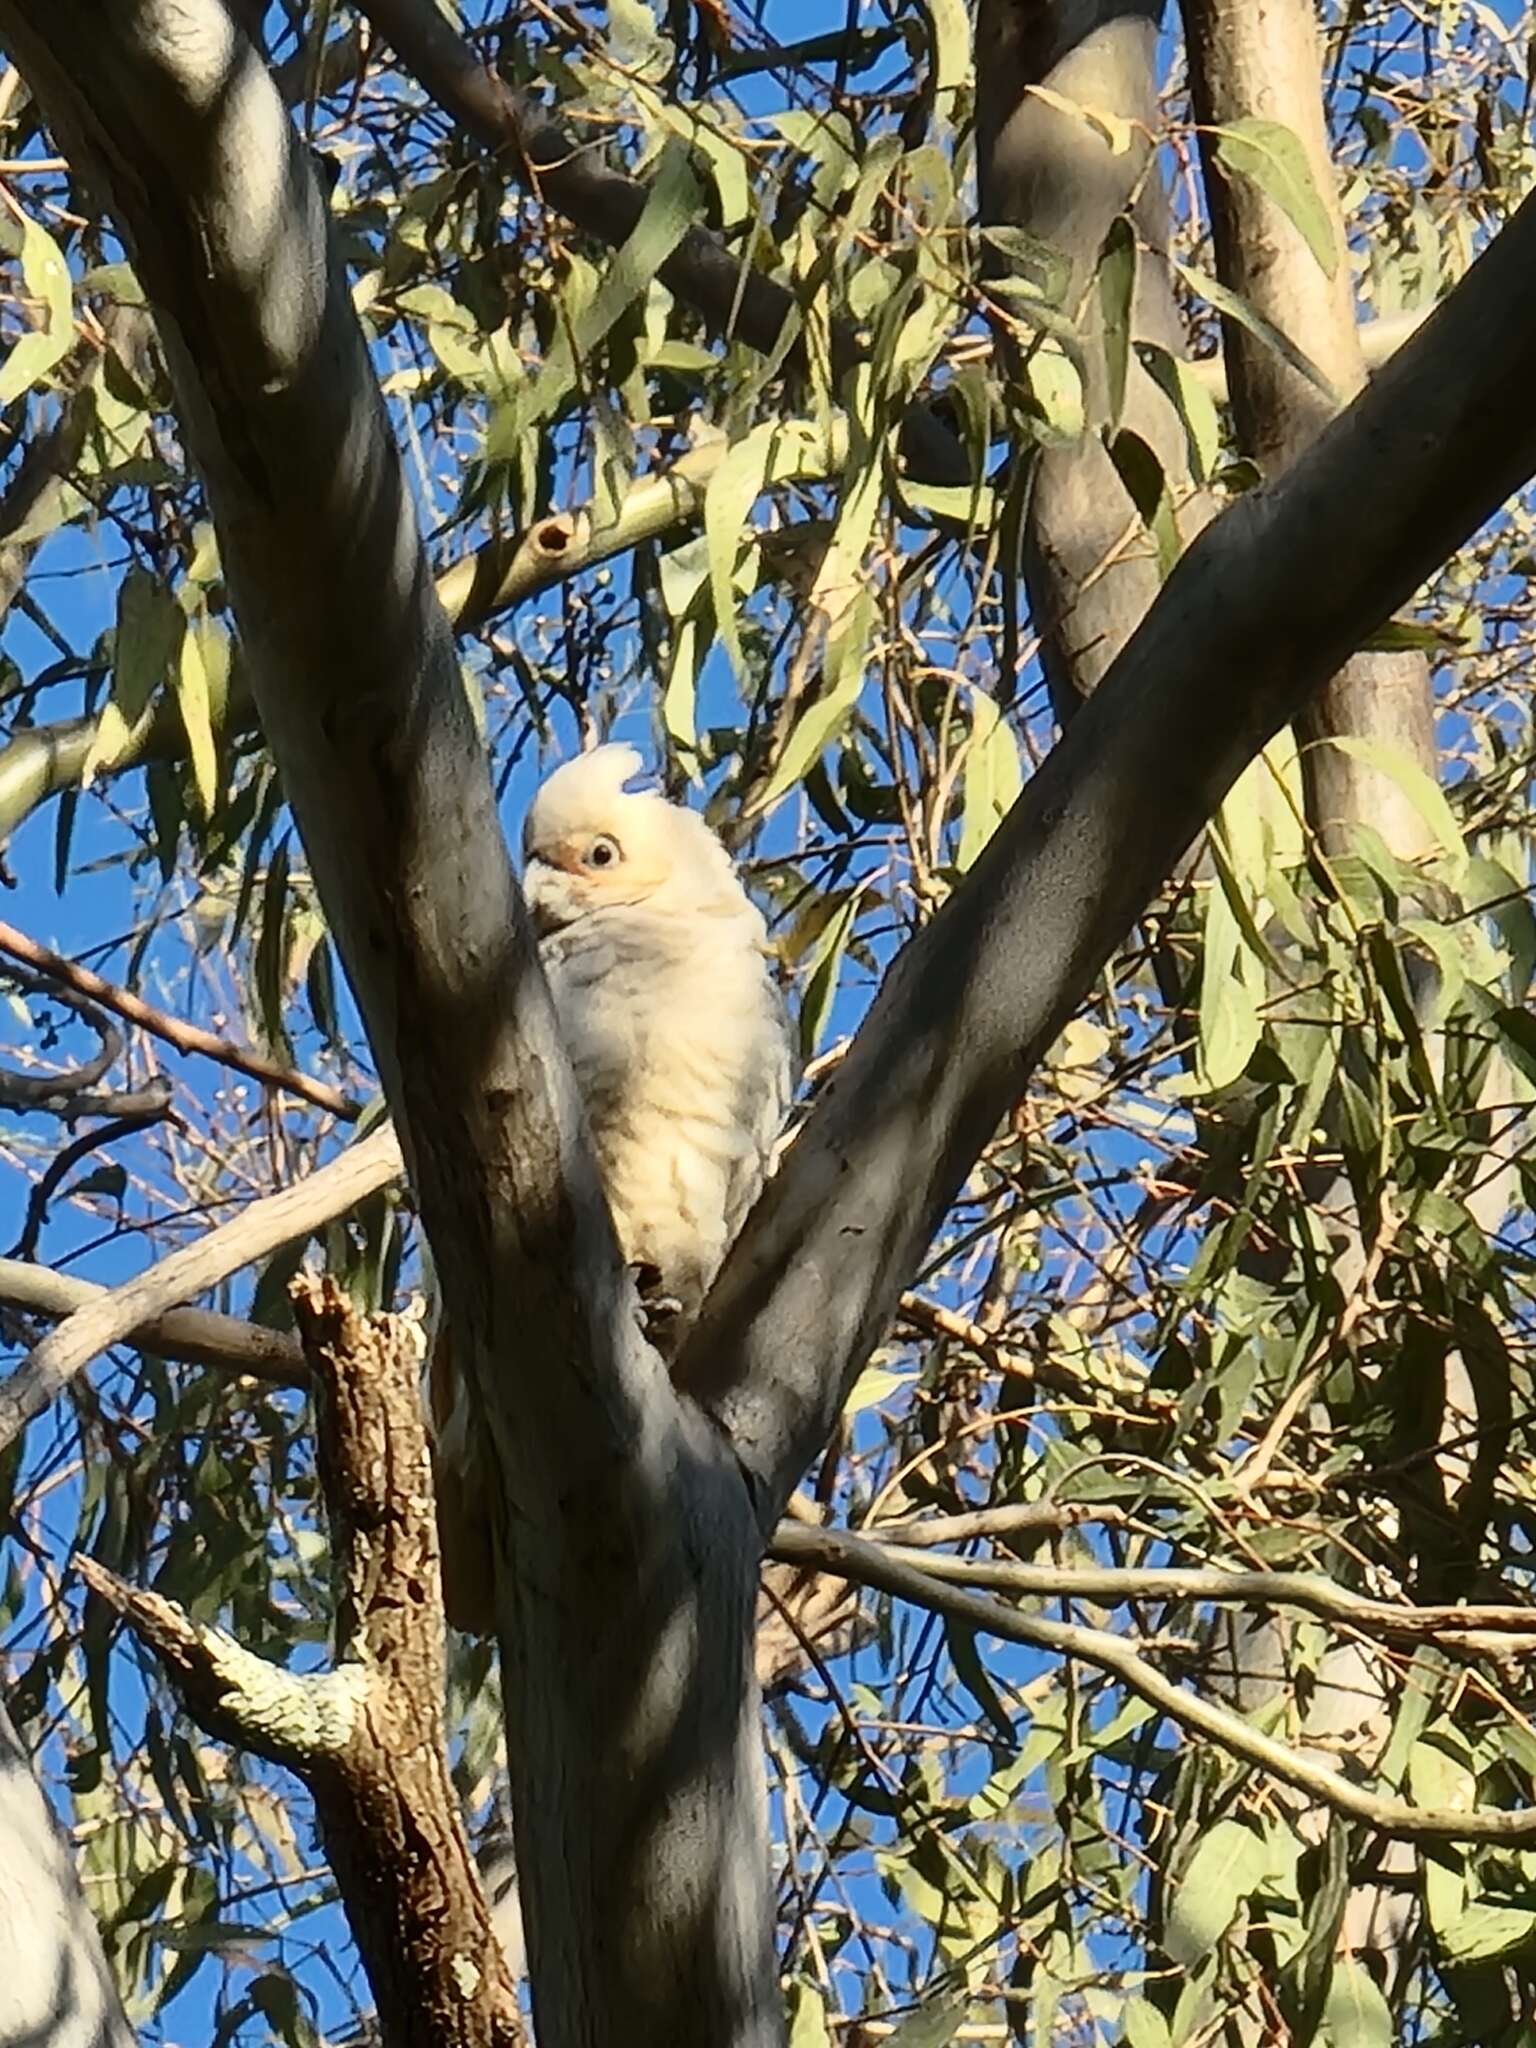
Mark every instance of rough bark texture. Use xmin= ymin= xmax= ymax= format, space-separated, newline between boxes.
xmin=81 ymin=1279 xmax=523 ymax=2048
xmin=1182 ymin=0 xmax=1440 ymax=854
xmin=0 ymin=8 xmax=780 ymax=2045
xmin=0 ymin=1695 xmax=136 ymax=2048
xmin=975 ymin=0 xmax=1214 ymax=712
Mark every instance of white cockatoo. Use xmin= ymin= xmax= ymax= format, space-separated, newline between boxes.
xmin=431 ymin=743 xmax=794 ymax=1631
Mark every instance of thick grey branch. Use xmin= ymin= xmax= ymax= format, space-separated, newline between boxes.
xmin=680 ymin=182 xmax=1536 ymax=1528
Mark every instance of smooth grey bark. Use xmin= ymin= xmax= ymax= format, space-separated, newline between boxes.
xmin=0 ymin=1697 xmax=135 ymax=2048
xmin=975 ymin=0 xmax=1214 ymax=712
xmin=679 ymin=178 xmax=1536 ymax=1530
xmin=0 ymin=7 xmax=779 ymax=2048
xmin=1181 ymin=0 xmax=1440 ymax=856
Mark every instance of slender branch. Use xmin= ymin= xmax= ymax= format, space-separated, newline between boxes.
xmin=352 ymin=0 xmax=966 ymax=486
xmin=869 ymin=1500 xmax=1131 ymax=1547
xmin=772 ymin=1527 xmax=1536 ymax=1648
xmin=0 ymin=962 xmax=121 ymax=1105
xmin=442 ymin=419 xmax=848 ymax=635
xmin=8 ymin=1106 xmax=174 ymax=1260
xmin=0 ymin=1125 xmax=401 ymax=1445
xmin=0 ymin=681 xmax=248 ymax=847
xmin=0 ymin=1255 xmax=307 ymax=1383
xmin=0 ymin=918 xmax=361 ymax=1120
xmin=771 ymin=1524 xmax=1536 ymax=1844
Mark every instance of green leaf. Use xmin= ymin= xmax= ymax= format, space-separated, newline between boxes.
xmin=1212 ymin=118 xmax=1339 ymax=277
xmin=1321 ymin=734 xmax=1467 ymax=876
xmin=1109 ymin=430 xmax=1179 ymax=576
xmin=1316 ymin=1961 xmax=1392 ymax=2047
xmin=799 ymin=889 xmax=859 ymax=1061
xmin=702 ymin=422 xmax=779 ymax=683
xmin=1164 ymin=1820 xmax=1269 ymax=1964
xmin=1438 ymin=1902 xmax=1536 ymax=1965
xmin=1135 ymin=343 xmax=1222 ymax=482
xmin=1175 ymin=262 xmax=1339 ymax=404
xmin=255 ymin=834 xmax=293 ymax=1063
xmin=173 ymin=620 xmax=222 ymax=822
xmin=921 ymin=0 xmax=970 ymax=120
xmin=0 ymin=214 xmax=74 ymax=405
xmin=1409 ymin=1730 xmax=1476 ymax=1812
xmin=845 ymin=1360 xmax=910 ymax=1415
xmin=957 ymin=694 xmax=1021 ymax=871
xmin=85 ymin=571 xmax=184 ymax=783
xmin=757 ymin=587 xmax=877 ymax=810
xmin=1198 ymin=875 xmax=1262 ymax=1090
xmin=1098 ymin=216 xmax=1137 ymax=430
xmin=787 ymin=1983 xmax=831 ymax=2048
xmin=1122 ymin=1996 xmax=1172 ymax=2048
xmin=883 ymin=1995 xmax=968 ymax=2048
xmin=944 ymin=1615 xmax=1014 ymax=1744
xmin=572 ymin=140 xmax=700 ymax=363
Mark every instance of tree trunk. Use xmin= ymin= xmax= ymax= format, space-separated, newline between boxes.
xmin=975 ymin=0 xmax=1215 ymax=713
xmin=0 ymin=1696 xmax=136 ymax=2048
xmin=0 ymin=8 xmax=782 ymax=2045
xmin=1182 ymin=0 xmax=1439 ymax=854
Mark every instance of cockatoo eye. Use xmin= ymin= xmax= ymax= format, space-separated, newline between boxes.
xmin=585 ymin=835 xmax=621 ymax=870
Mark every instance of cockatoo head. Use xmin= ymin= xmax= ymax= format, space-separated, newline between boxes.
xmin=522 ymin=744 xmax=757 ymax=936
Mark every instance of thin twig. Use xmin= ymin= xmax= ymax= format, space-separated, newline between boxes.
xmin=9 ymin=1107 xmax=174 ymax=1260
xmin=869 ymin=1500 xmax=1131 ymax=1548
xmin=0 ymin=919 xmax=361 ymax=1121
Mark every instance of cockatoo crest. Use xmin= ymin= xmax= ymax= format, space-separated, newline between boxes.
xmin=522 ymin=742 xmax=756 ymax=935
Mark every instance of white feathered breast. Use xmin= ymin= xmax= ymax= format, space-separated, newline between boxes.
xmin=540 ymin=896 xmax=793 ymax=1324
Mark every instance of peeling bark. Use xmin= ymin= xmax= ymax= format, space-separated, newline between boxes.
xmin=80 ymin=1278 xmax=524 ymax=2048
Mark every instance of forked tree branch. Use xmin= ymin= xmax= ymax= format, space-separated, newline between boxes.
xmin=0 ymin=918 xmax=361 ymax=1119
